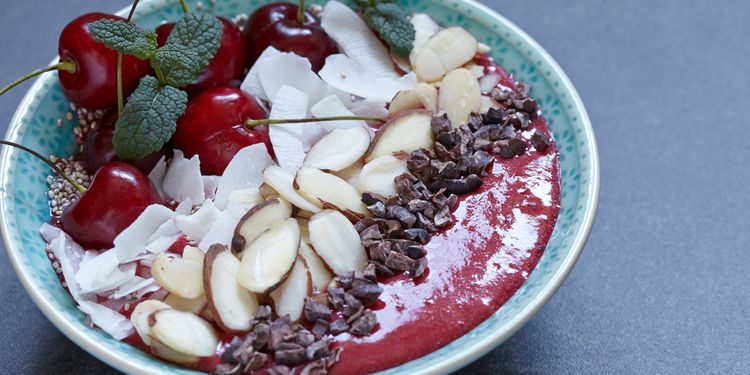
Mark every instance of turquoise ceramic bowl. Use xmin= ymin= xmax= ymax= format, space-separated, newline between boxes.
xmin=0 ymin=0 xmax=598 ymax=373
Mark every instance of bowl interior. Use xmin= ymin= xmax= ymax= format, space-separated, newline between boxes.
xmin=0 ymin=0 xmax=597 ymax=374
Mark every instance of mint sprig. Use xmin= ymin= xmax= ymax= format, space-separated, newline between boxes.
xmin=88 ymin=12 xmax=222 ymax=160
xmin=113 ymin=76 xmax=188 ymax=160
xmin=89 ymin=19 xmax=157 ymax=60
xmin=357 ymin=1 xmax=415 ymax=59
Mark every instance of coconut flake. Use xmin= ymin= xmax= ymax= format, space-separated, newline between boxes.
xmin=115 ymin=204 xmax=176 ymax=262
xmin=269 ymin=85 xmax=309 ymax=172
xmin=162 ymin=150 xmax=205 ymax=203
xmin=78 ymin=301 xmax=134 ymax=340
xmin=113 ymin=277 xmax=159 ymax=299
xmin=175 ymin=200 xmax=221 ymax=242
xmin=174 ymin=197 xmax=194 ymax=216
xmin=311 ymin=95 xmax=366 ymax=131
xmin=319 ymin=54 xmax=416 ymax=102
xmin=198 ymin=210 xmax=242 ymax=252
xmin=145 ymin=234 xmax=181 ymax=255
xmin=148 ymin=156 xmax=168 ymax=197
xmin=202 ymin=176 xmax=220 ymax=199
xmin=258 ymin=52 xmax=328 ymax=105
xmin=76 ymin=250 xmax=137 ymax=294
xmin=321 ymin=1 xmax=399 ymax=79
xmin=350 ymin=97 xmax=389 ymax=119
xmin=240 ymin=46 xmax=282 ymax=101
xmin=43 ymin=225 xmax=88 ymax=302
xmin=214 ymin=144 xmax=274 ymax=210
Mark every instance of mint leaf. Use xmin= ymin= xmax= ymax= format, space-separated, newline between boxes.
xmin=89 ymin=19 xmax=157 ymax=60
xmin=363 ymin=3 xmax=415 ymax=58
xmin=113 ymin=76 xmax=188 ymax=160
xmin=153 ymin=44 xmax=203 ymax=88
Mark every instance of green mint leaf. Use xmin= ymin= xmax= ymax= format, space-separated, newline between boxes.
xmin=153 ymin=44 xmax=203 ymax=88
xmin=154 ymin=11 xmax=222 ymax=87
xmin=363 ymin=3 xmax=415 ymax=59
xmin=113 ymin=76 xmax=188 ymax=160
xmin=88 ymin=19 xmax=157 ymax=60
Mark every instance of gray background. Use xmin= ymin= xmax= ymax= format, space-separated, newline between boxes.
xmin=0 ymin=0 xmax=748 ymax=374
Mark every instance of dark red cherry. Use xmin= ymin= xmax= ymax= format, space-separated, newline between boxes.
xmin=61 ymin=162 xmax=163 ymax=250
xmin=245 ymin=3 xmax=336 ymax=71
xmin=58 ymin=13 xmax=152 ymax=109
xmin=156 ymin=17 xmax=248 ymax=97
xmin=81 ymin=110 xmax=168 ymax=175
xmin=173 ymin=87 xmax=271 ymax=175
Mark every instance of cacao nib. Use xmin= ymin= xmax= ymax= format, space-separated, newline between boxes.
xmin=329 ymin=319 xmax=349 ymax=335
xmin=431 ymin=114 xmax=451 ymax=135
xmin=349 ymin=310 xmax=377 ymax=336
xmin=428 ymin=174 xmax=483 ymax=195
xmin=311 ymin=320 xmax=329 ymax=339
xmin=367 ymin=201 xmax=386 ymax=217
xmin=359 ymin=225 xmax=383 ymax=247
xmin=406 ymin=199 xmax=429 ymax=212
xmin=531 ymin=129 xmax=551 ymax=151
xmin=503 ymin=111 xmax=529 ymax=130
xmin=415 ymin=212 xmax=438 ymax=232
xmin=343 ymin=293 xmax=363 ymax=317
xmin=306 ymin=340 xmax=329 ymax=360
xmin=215 ymin=363 xmax=241 ymax=375
xmin=434 ymin=206 xmax=453 ymax=228
xmin=348 ymin=281 xmax=383 ymax=306
xmin=335 ymin=272 xmax=354 ymax=290
xmin=268 ymin=365 xmax=293 ymax=375
xmin=436 ymin=131 xmax=457 ymax=148
xmin=390 ymin=228 xmax=430 ymax=244
xmin=467 ymin=112 xmax=484 ymax=131
xmin=409 ymin=257 xmax=428 ymax=277
xmin=372 ymin=261 xmax=395 ymax=276
xmin=327 ymin=287 xmax=346 ymax=309
xmin=386 ymin=205 xmax=417 ymax=227
xmin=368 ymin=242 xmax=391 ymax=263
xmin=363 ymin=262 xmax=378 ymax=281
xmin=466 ymin=150 xmax=493 ymax=176
xmin=493 ymin=138 xmax=527 ymax=158
xmin=304 ymin=298 xmax=332 ymax=323
xmin=385 ymin=251 xmax=414 ymax=271
xmin=483 ymin=107 xmax=505 ymax=124
xmin=301 ymin=360 xmax=327 ymax=375
xmin=361 ymin=191 xmax=387 ymax=206
xmin=406 ymin=244 xmax=427 ymax=259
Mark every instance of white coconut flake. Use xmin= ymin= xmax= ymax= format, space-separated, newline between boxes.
xmin=321 ymin=1 xmax=399 ymax=79
xmin=241 ymin=46 xmax=282 ymax=101
xmin=175 ymin=199 xmax=221 ymax=242
xmin=148 ymin=156 xmax=168 ymax=197
xmin=112 ymin=277 xmax=158 ymax=299
xmin=258 ymin=52 xmax=328 ymax=105
xmin=202 ymin=176 xmax=220 ymax=199
xmin=43 ymin=225 xmax=88 ymax=302
xmin=319 ymin=54 xmax=416 ymax=102
xmin=115 ymin=204 xmax=176 ymax=262
xmin=214 ymin=143 xmax=274 ymax=210
xmin=145 ymin=234 xmax=181 ymax=255
xmin=162 ymin=150 xmax=205 ymax=203
xmin=269 ymin=85 xmax=309 ymax=172
xmin=311 ymin=95 xmax=366 ymax=131
xmin=350 ymin=97 xmax=389 ymax=119
xmin=78 ymin=301 xmax=134 ymax=340
xmin=198 ymin=210 xmax=242 ymax=252
xmin=174 ymin=197 xmax=194 ymax=216
xmin=76 ymin=250 xmax=137 ymax=294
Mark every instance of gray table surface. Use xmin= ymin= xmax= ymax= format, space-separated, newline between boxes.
xmin=1 ymin=0 xmax=748 ymax=374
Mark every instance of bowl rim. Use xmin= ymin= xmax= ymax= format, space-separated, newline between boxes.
xmin=0 ymin=1 xmax=599 ymax=374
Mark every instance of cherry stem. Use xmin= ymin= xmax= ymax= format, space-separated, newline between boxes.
xmin=179 ymin=0 xmax=190 ymax=13
xmin=117 ymin=0 xmax=141 ymax=115
xmin=0 ymin=141 xmax=87 ymax=193
xmin=0 ymin=61 xmax=76 ymax=97
xmin=297 ymin=0 xmax=306 ymax=23
xmin=246 ymin=115 xmax=386 ymax=128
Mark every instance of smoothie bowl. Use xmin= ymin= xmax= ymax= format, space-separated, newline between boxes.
xmin=0 ymin=0 xmax=598 ymax=374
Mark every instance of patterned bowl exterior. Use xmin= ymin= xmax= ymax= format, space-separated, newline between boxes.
xmin=0 ymin=0 xmax=599 ymax=374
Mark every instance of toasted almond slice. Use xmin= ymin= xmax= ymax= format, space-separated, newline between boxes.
xmin=269 ymin=256 xmax=312 ymax=321
xmin=232 ymin=198 xmax=293 ymax=253
xmin=151 ymin=338 xmax=200 ymax=364
xmin=357 ymin=155 xmax=408 ymax=197
xmin=438 ymin=68 xmax=481 ymax=127
xmin=295 ymin=167 xmax=368 ymax=216
xmin=204 ymin=245 xmax=259 ymax=333
xmin=308 ymin=210 xmax=368 ymax=275
xmin=298 ymin=241 xmax=333 ymax=291
xmin=365 ymin=110 xmax=434 ymax=162
xmin=413 ymin=27 xmax=478 ymax=82
xmin=164 ymin=294 xmax=207 ymax=314
xmin=237 ymin=218 xmax=300 ymax=293
xmin=149 ymin=309 xmax=218 ymax=357
xmin=152 ymin=252 xmax=204 ymax=299
xmin=262 ymin=165 xmax=321 ymax=213
xmin=303 ymin=127 xmax=371 ymax=172
xmin=130 ymin=300 xmax=171 ymax=346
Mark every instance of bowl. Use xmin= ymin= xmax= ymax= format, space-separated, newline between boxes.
xmin=0 ymin=0 xmax=599 ymax=373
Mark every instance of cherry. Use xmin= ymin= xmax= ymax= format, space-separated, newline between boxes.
xmin=173 ymin=87 xmax=271 ymax=175
xmin=155 ymin=17 xmax=248 ymax=97
xmin=244 ymin=2 xmax=337 ymax=71
xmin=61 ymin=162 xmax=163 ymax=250
xmin=81 ymin=110 xmax=169 ymax=175
xmin=0 ymin=12 xmax=152 ymax=109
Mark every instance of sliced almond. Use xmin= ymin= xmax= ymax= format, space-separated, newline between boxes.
xmin=237 ymin=218 xmax=300 ymax=293
xmin=232 ymin=198 xmax=293 ymax=253
xmin=295 ymin=167 xmax=368 ymax=216
xmin=204 ymin=245 xmax=259 ymax=333
xmin=262 ymin=165 xmax=321 ymax=213
xmin=298 ymin=241 xmax=333 ymax=291
xmin=269 ymin=256 xmax=312 ymax=321
xmin=130 ymin=300 xmax=170 ymax=346
xmin=357 ymin=155 xmax=408 ymax=197
xmin=149 ymin=309 xmax=218 ymax=357
xmin=258 ymin=182 xmax=278 ymax=200
xmin=151 ymin=338 xmax=199 ymax=364
xmin=413 ymin=27 xmax=478 ymax=82
xmin=164 ymin=294 xmax=207 ymax=314
xmin=438 ymin=68 xmax=482 ymax=127
xmin=226 ymin=187 xmax=263 ymax=213
xmin=388 ymin=83 xmax=438 ymax=117
xmin=308 ymin=210 xmax=368 ymax=275
xmin=366 ymin=110 xmax=434 ymax=162
xmin=303 ymin=127 xmax=370 ymax=172
xmin=413 ymin=83 xmax=438 ymax=112
xmin=182 ymin=246 xmax=204 ymax=262
xmin=332 ymin=160 xmax=364 ymax=186
xmin=152 ymin=252 xmax=204 ymax=299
